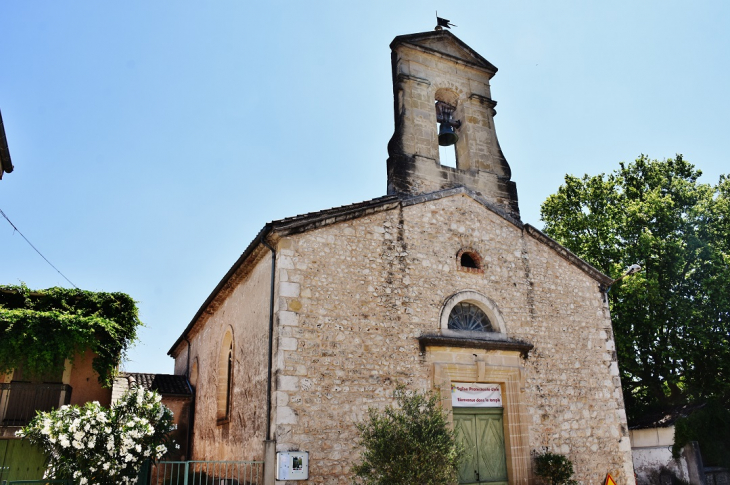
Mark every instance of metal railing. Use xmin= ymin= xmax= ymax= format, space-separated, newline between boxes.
xmin=0 ymin=384 xmax=72 ymax=427
xmin=151 ymin=461 xmax=263 ymax=485
xmin=2 ymin=481 xmax=71 ymax=485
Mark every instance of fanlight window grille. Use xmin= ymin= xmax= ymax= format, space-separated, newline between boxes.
xmin=447 ymin=302 xmax=494 ymax=332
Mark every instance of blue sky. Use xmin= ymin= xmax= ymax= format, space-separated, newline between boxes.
xmin=2 ymin=1 xmax=728 ymax=374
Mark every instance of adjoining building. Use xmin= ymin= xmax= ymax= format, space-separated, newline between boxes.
xmin=169 ymin=28 xmax=636 ymax=485
xmin=1 ymin=350 xmax=110 ymax=480
xmin=0 ymin=109 xmax=14 ymax=180
xmin=111 ymin=372 xmax=193 ymax=461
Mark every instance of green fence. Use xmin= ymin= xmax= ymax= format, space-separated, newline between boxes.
xmin=2 ymin=480 xmax=71 ymax=484
xmin=151 ymin=461 xmax=263 ymax=485
xmin=0 ymin=451 xmax=261 ymax=485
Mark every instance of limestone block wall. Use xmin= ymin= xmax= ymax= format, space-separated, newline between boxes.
xmin=270 ymin=194 xmax=633 ymax=485
xmin=175 ymin=251 xmax=272 ymax=462
xmin=520 ymin=230 xmax=634 ymax=482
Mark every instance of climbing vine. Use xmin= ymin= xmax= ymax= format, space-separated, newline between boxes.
xmin=0 ymin=284 xmax=141 ymax=387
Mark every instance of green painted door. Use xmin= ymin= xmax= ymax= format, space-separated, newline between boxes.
xmin=0 ymin=439 xmax=48 ymax=482
xmin=454 ymin=408 xmax=508 ymax=485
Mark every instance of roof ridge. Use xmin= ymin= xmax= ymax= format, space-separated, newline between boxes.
xmin=269 ymin=194 xmax=398 ymax=226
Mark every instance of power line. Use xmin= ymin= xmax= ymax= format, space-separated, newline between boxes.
xmin=0 ymin=207 xmax=78 ymax=289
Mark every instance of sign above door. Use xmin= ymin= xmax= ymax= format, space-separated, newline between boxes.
xmin=451 ymin=383 xmax=502 ymax=407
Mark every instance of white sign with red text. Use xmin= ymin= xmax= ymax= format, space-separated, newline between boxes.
xmin=451 ymin=383 xmax=503 ymax=408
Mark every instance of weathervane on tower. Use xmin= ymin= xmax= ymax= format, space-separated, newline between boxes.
xmin=435 ymin=13 xmax=456 ymax=31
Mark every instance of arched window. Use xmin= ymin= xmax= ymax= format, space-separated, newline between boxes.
xmin=460 ymin=253 xmax=478 ymax=268
xmin=448 ymin=302 xmax=494 ymax=332
xmin=217 ymin=330 xmax=234 ymax=423
xmin=456 ymin=248 xmax=484 ymax=274
xmin=439 ymin=291 xmax=507 ymax=335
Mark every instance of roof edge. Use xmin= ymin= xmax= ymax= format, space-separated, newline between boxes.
xmin=169 ymin=191 xmax=612 ymax=357
xmin=390 ymin=30 xmax=498 ymax=74
xmin=167 ymin=224 xmax=272 ymax=356
xmin=401 ymin=186 xmax=523 ymax=228
xmin=523 ymin=224 xmax=612 ymax=285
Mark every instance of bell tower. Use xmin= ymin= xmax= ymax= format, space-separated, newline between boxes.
xmin=386 ymin=30 xmax=519 ymax=219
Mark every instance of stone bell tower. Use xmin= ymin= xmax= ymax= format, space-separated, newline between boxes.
xmin=386 ymin=30 xmax=519 ymax=219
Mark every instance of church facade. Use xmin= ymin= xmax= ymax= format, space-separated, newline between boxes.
xmin=169 ymin=29 xmax=635 ymax=485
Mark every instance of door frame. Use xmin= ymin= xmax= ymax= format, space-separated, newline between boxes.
xmin=425 ymin=348 xmax=531 ymax=485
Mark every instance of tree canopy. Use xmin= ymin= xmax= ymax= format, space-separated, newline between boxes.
xmin=0 ymin=284 xmax=142 ymax=387
xmin=540 ymin=155 xmax=730 ymax=419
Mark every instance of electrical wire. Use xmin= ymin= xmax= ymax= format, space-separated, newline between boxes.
xmin=0 ymin=207 xmax=78 ymax=289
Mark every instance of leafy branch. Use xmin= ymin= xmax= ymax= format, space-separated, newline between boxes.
xmin=0 ymin=283 xmax=142 ymax=387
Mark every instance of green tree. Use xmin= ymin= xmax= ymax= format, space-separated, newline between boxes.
xmin=540 ymin=155 xmax=730 ymax=419
xmin=352 ymin=385 xmax=464 ymax=485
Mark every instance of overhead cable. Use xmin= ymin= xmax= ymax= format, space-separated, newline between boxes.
xmin=0 ymin=207 xmax=78 ymax=289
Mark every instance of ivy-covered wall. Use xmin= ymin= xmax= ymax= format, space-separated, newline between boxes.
xmin=0 ymin=284 xmax=142 ymax=387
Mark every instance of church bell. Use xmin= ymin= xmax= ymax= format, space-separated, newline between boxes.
xmin=438 ymin=123 xmax=459 ymax=146
xmin=435 ymin=100 xmax=461 ymax=147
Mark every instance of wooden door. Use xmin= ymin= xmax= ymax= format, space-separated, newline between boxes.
xmin=0 ymin=439 xmax=48 ymax=481
xmin=454 ymin=408 xmax=508 ymax=485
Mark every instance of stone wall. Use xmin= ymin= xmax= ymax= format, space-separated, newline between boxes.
xmin=268 ymin=193 xmax=634 ymax=484
xmin=630 ymin=427 xmax=708 ymax=485
xmin=176 ymin=249 xmax=273 ymax=462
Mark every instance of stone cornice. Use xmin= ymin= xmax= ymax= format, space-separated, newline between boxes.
xmin=395 ymin=73 xmax=431 ymax=86
xmin=418 ymin=334 xmax=533 ymax=358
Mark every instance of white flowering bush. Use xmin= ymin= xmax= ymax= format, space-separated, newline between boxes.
xmin=17 ymin=386 xmax=176 ymax=485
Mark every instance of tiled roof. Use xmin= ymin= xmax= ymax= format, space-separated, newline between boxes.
xmin=123 ymin=373 xmax=192 ymax=396
xmin=268 ymin=194 xmax=400 ymax=235
xmin=168 ymin=186 xmax=611 ymax=356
